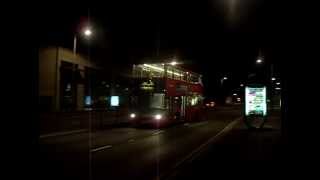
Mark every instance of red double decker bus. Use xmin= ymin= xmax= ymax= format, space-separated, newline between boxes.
xmin=128 ymin=63 xmax=204 ymax=127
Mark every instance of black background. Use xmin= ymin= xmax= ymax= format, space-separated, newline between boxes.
xmin=38 ymin=0 xmax=282 ymax=100
xmin=3 ymin=1 xmax=320 ymax=179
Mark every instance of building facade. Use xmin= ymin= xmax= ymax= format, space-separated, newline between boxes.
xmin=39 ymin=47 xmax=99 ymax=112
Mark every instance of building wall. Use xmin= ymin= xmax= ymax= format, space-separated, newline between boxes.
xmin=39 ymin=47 xmax=59 ymax=111
xmin=39 ymin=48 xmax=57 ymax=97
xmin=58 ymin=47 xmax=97 ymax=69
xmin=39 ymin=47 xmax=98 ymax=112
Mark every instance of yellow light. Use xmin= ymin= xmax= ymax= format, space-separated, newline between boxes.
xmin=155 ymin=114 xmax=162 ymax=120
xmin=143 ymin=64 xmax=183 ymax=77
xmin=191 ymin=98 xmax=197 ymax=106
xmin=256 ymin=59 xmax=263 ymax=64
xmin=84 ymin=28 xmax=92 ymax=36
xmin=170 ymin=61 xmax=177 ymax=66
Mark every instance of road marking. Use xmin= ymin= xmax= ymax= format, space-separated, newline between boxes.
xmin=158 ymin=116 xmax=242 ymax=180
xmin=152 ymin=130 xmax=160 ymax=133
xmin=189 ymin=121 xmax=208 ymax=127
xmin=187 ymin=118 xmax=241 ymax=162
xmin=128 ymin=139 xmax=135 ymax=142
xmin=40 ymin=129 xmax=87 ymax=139
xmin=153 ymin=130 xmax=164 ymax=135
xmin=90 ymin=145 xmax=112 ymax=153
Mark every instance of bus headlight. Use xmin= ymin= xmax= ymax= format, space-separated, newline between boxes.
xmin=154 ymin=114 xmax=162 ymax=120
xmin=130 ymin=113 xmax=136 ymax=119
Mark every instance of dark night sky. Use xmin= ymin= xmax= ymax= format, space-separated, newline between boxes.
xmin=39 ymin=0 xmax=281 ymax=98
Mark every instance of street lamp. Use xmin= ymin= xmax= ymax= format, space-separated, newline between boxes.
xmin=256 ymin=58 xmax=263 ymax=64
xmin=73 ymin=26 xmax=93 ymax=55
xmin=256 ymin=48 xmax=263 ymax=64
xmin=170 ymin=61 xmax=177 ymax=66
xmin=220 ymin=76 xmax=228 ymax=87
xmin=84 ymin=28 xmax=92 ymax=36
xmin=240 ymin=83 xmax=244 ymax=87
xmin=271 ymin=77 xmax=276 ymax=81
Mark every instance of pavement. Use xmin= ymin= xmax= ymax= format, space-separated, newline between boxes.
xmin=39 ymin=106 xmax=243 ymax=180
xmin=39 ymin=110 xmax=131 ymax=135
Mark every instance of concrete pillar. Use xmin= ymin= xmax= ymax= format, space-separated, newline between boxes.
xmin=55 ymin=47 xmax=61 ymax=112
xmin=77 ymin=84 xmax=85 ymax=111
xmin=77 ymin=65 xmax=85 ymax=111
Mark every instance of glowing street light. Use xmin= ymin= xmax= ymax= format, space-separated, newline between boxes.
xmin=220 ymin=76 xmax=228 ymax=87
xmin=84 ymin=28 xmax=92 ymax=37
xmin=73 ymin=26 xmax=93 ymax=55
xmin=256 ymin=59 xmax=263 ymax=64
xmin=271 ymin=77 xmax=276 ymax=81
xmin=220 ymin=76 xmax=228 ymax=86
xmin=170 ymin=61 xmax=177 ymax=66
xmin=240 ymin=84 xmax=244 ymax=87
xmin=276 ymin=82 xmax=280 ymax=85
xmin=256 ymin=49 xmax=263 ymax=64
xmin=233 ymin=93 xmax=237 ymax=96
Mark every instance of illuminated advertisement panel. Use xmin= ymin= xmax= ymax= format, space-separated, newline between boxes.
xmin=110 ymin=96 xmax=120 ymax=107
xmin=245 ymin=86 xmax=267 ymax=116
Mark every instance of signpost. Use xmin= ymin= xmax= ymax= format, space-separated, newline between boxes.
xmin=244 ymin=85 xmax=267 ymax=129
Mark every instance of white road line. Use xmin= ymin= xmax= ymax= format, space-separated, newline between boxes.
xmin=90 ymin=145 xmax=112 ymax=153
xmin=153 ymin=130 xmax=164 ymax=135
xmin=40 ymin=129 xmax=87 ymax=139
xmin=153 ymin=117 xmax=243 ymax=180
xmin=173 ymin=117 xmax=242 ymax=168
xmin=189 ymin=121 xmax=208 ymax=127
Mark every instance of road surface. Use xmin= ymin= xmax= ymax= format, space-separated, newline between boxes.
xmin=165 ymin=110 xmax=282 ymax=180
xmin=39 ymin=106 xmax=242 ymax=180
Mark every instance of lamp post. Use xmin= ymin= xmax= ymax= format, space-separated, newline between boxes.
xmin=220 ymin=76 xmax=228 ymax=86
xmin=73 ymin=27 xmax=92 ymax=55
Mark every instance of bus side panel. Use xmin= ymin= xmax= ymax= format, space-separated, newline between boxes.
xmin=185 ymin=106 xmax=199 ymax=121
